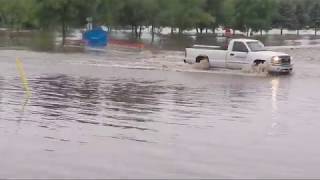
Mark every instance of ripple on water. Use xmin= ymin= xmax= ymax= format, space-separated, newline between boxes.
xmin=1 ymin=47 xmax=320 ymax=178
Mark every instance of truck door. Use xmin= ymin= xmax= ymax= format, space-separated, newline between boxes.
xmin=227 ymin=41 xmax=249 ymax=69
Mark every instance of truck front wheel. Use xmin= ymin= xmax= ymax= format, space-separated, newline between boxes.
xmin=253 ymin=60 xmax=265 ymax=66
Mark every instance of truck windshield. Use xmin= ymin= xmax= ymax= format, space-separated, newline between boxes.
xmin=247 ymin=41 xmax=266 ymax=52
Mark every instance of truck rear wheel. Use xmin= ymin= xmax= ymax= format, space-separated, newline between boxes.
xmin=194 ymin=56 xmax=210 ymax=70
xmin=196 ymin=56 xmax=209 ymax=63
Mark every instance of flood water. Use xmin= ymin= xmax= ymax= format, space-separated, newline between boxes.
xmin=1 ymin=33 xmax=320 ymax=178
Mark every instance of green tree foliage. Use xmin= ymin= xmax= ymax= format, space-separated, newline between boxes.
xmin=142 ymin=0 xmax=162 ymax=40
xmin=233 ymin=0 xmax=277 ymax=36
xmin=220 ymin=0 xmax=236 ymax=30
xmin=36 ymin=0 xmax=99 ymax=44
xmin=273 ymin=0 xmax=296 ymax=35
xmin=158 ymin=0 xmax=213 ymax=34
xmin=0 ymin=0 xmax=36 ymax=30
xmin=310 ymin=3 xmax=320 ymax=35
xmin=0 ymin=0 xmax=320 ymax=41
xmin=117 ymin=0 xmax=147 ymax=37
xmin=252 ymin=0 xmax=277 ymax=35
xmin=94 ymin=0 xmax=124 ymax=27
xmin=295 ymin=3 xmax=307 ymax=35
xmin=205 ymin=0 xmax=223 ymax=31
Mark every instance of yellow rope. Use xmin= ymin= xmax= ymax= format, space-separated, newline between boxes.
xmin=16 ymin=58 xmax=31 ymax=97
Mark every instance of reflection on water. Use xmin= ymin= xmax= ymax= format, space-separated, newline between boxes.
xmin=3 ymin=71 xmax=274 ymax=134
xmin=0 ymin=77 xmax=3 ymax=112
xmin=29 ymin=75 xmax=170 ymax=132
xmin=271 ymin=78 xmax=279 ymax=112
xmin=30 ymin=75 xmax=273 ymax=127
xmin=269 ymin=77 xmax=284 ymax=136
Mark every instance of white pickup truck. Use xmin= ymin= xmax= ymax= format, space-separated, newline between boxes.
xmin=184 ymin=39 xmax=293 ymax=73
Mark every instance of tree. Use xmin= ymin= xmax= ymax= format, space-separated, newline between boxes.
xmin=295 ymin=3 xmax=307 ymax=35
xmin=95 ymin=0 xmax=125 ymax=30
xmin=204 ymin=0 xmax=224 ymax=33
xmin=272 ymin=0 xmax=296 ymax=35
xmin=116 ymin=0 xmax=150 ymax=38
xmin=309 ymin=3 xmax=320 ymax=36
xmin=233 ymin=0 xmax=259 ymax=36
xmin=195 ymin=12 xmax=215 ymax=34
xmin=233 ymin=0 xmax=277 ymax=36
xmin=36 ymin=0 xmax=99 ymax=45
xmin=158 ymin=0 xmax=212 ymax=34
xmin=193 ymin=0 xmax=215 ymax=34
xmin=143 ymin=0 xmax=162 ymax=42
xmin=175 ymin=0 xmax=212 ymax=34
xmin=157 ymin=0 xmax=180 ymax=34
xmin=221 ymin=0 xmax=236 ymax=34
xmin=0 ymin=0 xmax=36 ymax=30
xmin=250 ymin=0 xmax=277 ymax=36
xmin=0 ymin=0 xmax=316 ymax=40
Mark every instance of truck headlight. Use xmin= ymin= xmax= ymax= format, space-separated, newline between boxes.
xmin=271 ymin=56 xmax=281 ymax=64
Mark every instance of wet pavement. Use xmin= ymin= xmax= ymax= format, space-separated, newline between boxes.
xmin=0 ymin=34 xmax=320 ymax=178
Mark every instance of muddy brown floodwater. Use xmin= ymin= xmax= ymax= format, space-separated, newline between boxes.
xmin=0 ymin=44 xmax=320 ymax=178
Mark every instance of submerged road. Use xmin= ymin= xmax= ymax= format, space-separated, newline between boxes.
xmin=0 ymin=47 xmax=320 ymax=178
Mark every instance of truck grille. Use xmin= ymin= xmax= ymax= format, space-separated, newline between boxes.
xmin=279 ymin=56 xmax=291 ymax=65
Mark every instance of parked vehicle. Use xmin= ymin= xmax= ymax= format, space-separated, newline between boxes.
xmin=83 ymin=26 xmax=108 ymax=48
xmin=184 ymin=39 xmax=293 ymax=73
xmin=224 ymin=28 xmax=233 ymax=37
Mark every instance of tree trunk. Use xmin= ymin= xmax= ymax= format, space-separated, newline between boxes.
xmin=260 ymin=29 xmax=263 ymax=36
xmin=61 ymin=5 xmax=67 ymax=46
xmin=315 ymin=26 xmax=317 ymax=36
xmin=280 ymin=27 xmax=283 ymax=35
xmin=139 ymin=26 xmax=142 ymax=39
xmin=178 ymin=28 xmax=182 ymax=34
xmin=297 ymin=29 xmax=299 ymax=36
xmin=200 ymin=28 xmax=203 ymax=34
xmin=135 ymin=26 xmax=138 ymax=38
xmin=62 ymin=20 xmax=66 ymax=46
xmin=151 ymin=24 xmax=155 ymax=43
xmin=206 ymin=28 xmax=208 ymax=34
xmin=196 ymin=28 xmax=199 ymax=34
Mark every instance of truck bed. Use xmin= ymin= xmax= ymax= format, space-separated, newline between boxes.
xmin=185 ymin=46 xmax=227 ymax=68
xmin=192 ymin=44 xmax=226 ymax=50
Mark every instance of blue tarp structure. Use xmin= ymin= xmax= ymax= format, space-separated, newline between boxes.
xmin=83 ymin=27 xmax=108 ymax=48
